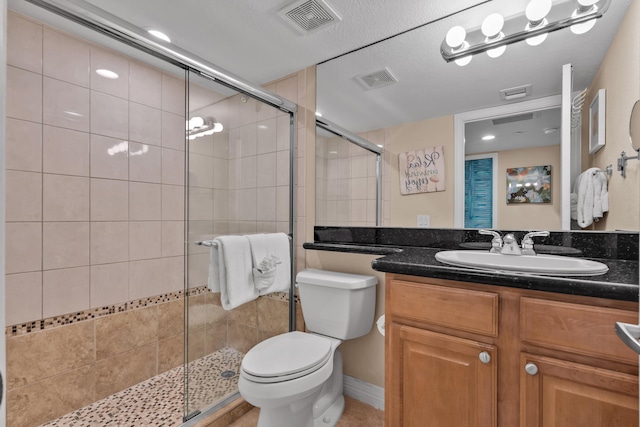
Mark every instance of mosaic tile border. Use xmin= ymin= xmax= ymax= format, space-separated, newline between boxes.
xmin=7 ymin=286 xmax=298 ymax=337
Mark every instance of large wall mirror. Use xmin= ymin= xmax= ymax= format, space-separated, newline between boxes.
xmin=316 ymin=0 xmax=639 ymax=231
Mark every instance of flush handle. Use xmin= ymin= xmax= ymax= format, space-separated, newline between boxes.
xmin=478 ymin=351 xmax=491 ymax=364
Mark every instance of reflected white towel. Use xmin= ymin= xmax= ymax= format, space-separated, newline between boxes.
xmin=574 ymin=168 xmax=609 ymax=228
xmin=209 ymin=235 xmax=258 ymax=310
xmin=245 ymin=233 xmax=291 ymax=295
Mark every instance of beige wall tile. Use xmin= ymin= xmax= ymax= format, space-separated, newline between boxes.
xmin=130 ymin=61 xmax=162 ymax=108
xmin=90 ymin=262 xmax=129 ymax=308
xmin=161 ymin=73 xmax=185 ymax=115
xmin=90 ymin=91 xmax=128 ymax=139
xmin=6 ymin=170 xmax=42 ymax=222
xmin=276 ymin=114 xmax=290 ymax=151
xmin=228 ymin=300 xmax=257 ymax=327
xmin=90 ymin=47 xmax=129 ymax=98
xmin=43 ymin=174 xmax=90 ymax=221
xmin=158 ymin=333 xmax=184 ymax=373
xmin=161 ymin=255 xmax=184 ymax=294
xmin=90 ymin=221 xmax=129 ymax=264
xmin=257 ymin=297 xmax=289 ymax=334
xmin=228 ymin=321 xmax=258 ymax=354
xmin=90 ymin=134 xmax=129 ymax=180
xmin=162 ymin=184 xmax=185 ymax=221
xmin=7 ymin=365 xmax=94 ymax=427
xmin=256 ymin=152 xmax=276 ymax=188
xmin=162 ymin=110 xmax=186 ymax=151
xmin=91 ymin=178 xmax=129 ymax=221
xmin=43 ymin=267 xmax=90 ymax=317
xmin=256 ymin=187 xmax=277 ymax=221
xmin=158 ymin=299 xmax=184 ymax=339
xmin=6 ymin=222 xmax=42 ymax=274
xmin=213 ymin=189 xmax=229 ymax=221
xmin=129 ymin=142 xmax=162 ymax=183
xmin=5 ymin=272 xmax=42 ymax=325
xmin=42 ymin=222 xmax=90 ymax=270
xmin=6 ymin=320 xmax=94 ymax=389
xmin=213 ymin=131 xmax=229 ymax=159
xmin=190 ymin=152 xmax=214 ymax=188
xmin=43 ymin=77 xmax=90 ymax=132
xmin=257 ymin=118 xmax=277 ymax=154
xmin=95 ymin=306 xmax=158 ymax=360
xmin=7 ymin=12 xmax=42 ymax=74
xmin=129 ymin=181 xmax=161 ymax=220
xmin=161 ymin=221 xmax=185 ymax=257
xmin=129 ymin=221 xmax=162 ymax=260
xmin=189 ymin=134 xmax=214 ymax=157
xmin=6 ymin=118 xmax=42 ymax=172
xmin=189 ymin=187 xmax=213 ymax=221
xmin=130 ymin=102 xmax=161 ymax=145
xmin=43 ymin=28 xmax=90 ymax=87
xmin=95 ymin=342 xmax=156 ymax=399
xmin=163 ymin=148 xmax=186 ymax=185
xmin=238 ymin=97 xmax=258 ymax=127
xmin=204 ymin=319 xmax=228 ymax=354
xmin=43 ymin=125 xmax=90 ymax=176
xmin=7 ymin=66 xmax=42 ymax=122
xmin=129 ymin=258 xmax=164 ymax=300
xmin=276 ymin=150 xmax=290 ymax=186
xmin=276 ymin=186 xmax=289 ymax=221
xmin=187 ymin=323 xmax=205 ymax=362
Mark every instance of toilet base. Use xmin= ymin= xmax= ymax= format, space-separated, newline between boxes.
xmin=313 ymin=394 xmax=344 ymax=427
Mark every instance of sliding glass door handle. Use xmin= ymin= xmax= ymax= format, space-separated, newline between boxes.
xmin=615 ymin=322 xmax=640 ymax=354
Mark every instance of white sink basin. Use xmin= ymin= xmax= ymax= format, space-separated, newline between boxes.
xmin=435 ymin=250 xmax=609 ymax=276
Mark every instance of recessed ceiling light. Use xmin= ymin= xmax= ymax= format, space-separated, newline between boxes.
xmin=543 ymin=127 xmax=559 ymax=134
xmin=315 ymin=112 xmax=323 ymax=117
xmin=482 ymin=135 xmax=496 ymax=141
xmin=96 ymin=69 xmax=119 ymax=79
xmin=147 ymin=29 xmax=171 ymax=43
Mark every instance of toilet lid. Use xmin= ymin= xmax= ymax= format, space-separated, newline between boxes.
xmin=241 ymin=332 xmax=332 ymax=383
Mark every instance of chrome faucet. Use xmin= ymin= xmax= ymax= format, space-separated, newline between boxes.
xmin=478 ymin=229 xmax=503 ymax=253
xmin=478 ymin=229 xmax=550 ymax=255
xmin=521 ymin=231 xmax=550 ymax=255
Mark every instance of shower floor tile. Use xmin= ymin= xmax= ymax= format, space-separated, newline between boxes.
xmin=40 ymin=348 xmax=244 ymax=427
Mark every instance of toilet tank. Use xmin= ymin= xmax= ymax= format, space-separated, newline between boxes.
xmin=296 ymin=269 xmax=377 ymax=340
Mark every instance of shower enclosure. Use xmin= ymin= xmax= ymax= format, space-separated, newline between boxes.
xmin=3 ymin=1 xmax=298 ymax=425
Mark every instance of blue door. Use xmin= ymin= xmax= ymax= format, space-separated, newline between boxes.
xmin=465 ymin=157 xmax=494 ymax=228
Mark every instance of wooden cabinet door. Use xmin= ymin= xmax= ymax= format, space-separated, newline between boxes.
xmin=387 ymin=323 xmax=497 ymax=427
xmin=520 ymin=353 xmax=639 ymax=427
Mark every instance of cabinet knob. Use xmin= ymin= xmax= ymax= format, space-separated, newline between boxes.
xmin=478 ymin=351 xmax=491 ymax=364
xmin=525 ymin=363 xmax=539 ymax=376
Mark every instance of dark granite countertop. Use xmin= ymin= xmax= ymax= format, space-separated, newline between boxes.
xmin=304 ymin=227 xmax=639 ymax=302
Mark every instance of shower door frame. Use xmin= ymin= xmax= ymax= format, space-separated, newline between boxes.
xmin=17 ymin=0 xmax=299 ymax=423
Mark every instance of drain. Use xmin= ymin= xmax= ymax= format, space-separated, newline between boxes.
xmin=220 ymin=370 xmax=236 ymax=379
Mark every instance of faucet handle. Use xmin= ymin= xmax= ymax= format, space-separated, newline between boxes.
xmin=478 ymin=229 xmax=503 ymax=253
xmin=521 ymin=231 xmax=550 ymax=255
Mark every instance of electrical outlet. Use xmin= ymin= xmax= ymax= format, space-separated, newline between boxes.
xmin=417 ymin=215 xmax=430 ymax=228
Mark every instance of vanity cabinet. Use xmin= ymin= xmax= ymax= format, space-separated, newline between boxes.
xmin=385 ymin=274 xmax=639 ymax=427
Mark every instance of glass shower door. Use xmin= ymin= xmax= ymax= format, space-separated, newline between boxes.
xmin=184 ymin=69 xmax=294 ymax=420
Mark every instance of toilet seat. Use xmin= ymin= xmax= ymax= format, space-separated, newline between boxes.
xmin=241 ymin=332 xmax=332 ymax=384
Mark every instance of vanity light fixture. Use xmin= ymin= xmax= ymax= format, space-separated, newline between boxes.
xmin=187 ymin=116 xmax=224 ymax=140
xmin=441 ymin=0 xmax=611 ymax=65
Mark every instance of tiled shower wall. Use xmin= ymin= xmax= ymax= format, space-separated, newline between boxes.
xmin=315 ymin=129 xmax=388 ymax=226
xmin=5 ymin=10 xmax=313 ymax=426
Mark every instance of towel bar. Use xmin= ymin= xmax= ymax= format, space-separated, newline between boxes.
xmin=196 ymin=235 xmax=292 ymax=248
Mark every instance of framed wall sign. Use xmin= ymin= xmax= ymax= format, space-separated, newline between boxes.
xmin=589 ymin=88 xmax=606 ymax=154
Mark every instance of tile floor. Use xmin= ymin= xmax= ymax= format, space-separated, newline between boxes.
xmin=40 ymin=348 xmax=244 ymax=426
xmin=227 ymin=396 xmax=384 ymax=427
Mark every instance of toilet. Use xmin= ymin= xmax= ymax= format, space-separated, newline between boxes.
xmin=238 ymin=268 xmax=378 ymax=427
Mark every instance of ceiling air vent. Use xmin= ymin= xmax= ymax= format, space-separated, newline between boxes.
xmin=278 ymin=0 xmax=341 ymax=35
xmin=499 ymin=84 xmax=532 ymax=101
xmin=355 ymin=68 xmax=398 ymax=90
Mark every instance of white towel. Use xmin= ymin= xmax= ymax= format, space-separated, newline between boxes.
xmin=574 ymin=168 xmax=609 ymax=228
xmin=209 ymin=235 xmax=258 ymax=310
xmin=245 ymin=233 xmax=291 ymax=295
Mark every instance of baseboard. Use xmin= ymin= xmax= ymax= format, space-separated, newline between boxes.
xmin=343 ymin=375 xmax=384 ymax=410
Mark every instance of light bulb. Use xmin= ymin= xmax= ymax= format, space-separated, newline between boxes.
xmin=189 ymin=116 xmax=204 ymax=129
xmin=96 ymin=69 xmax=119 ymax=79
xmin=481 ymin=13 xmax=504 ymax=38
xmin=487 ymin=44 xmax=506 ymax=58
xmin=446 ymin=26 xmax=467 ymax=48
xmin=213 ymin=122 xmax=224 ymax=133
xmin=526 ymin=32 xmax=548 ymax=46
xmin=577 ymin=0 xmax=598 ymax=6
xmin=570 ymin=3 xmax=599 ymax=34
xmin=526 ymin=0 xmax=552 ymax=23
xmin=455 ymin=55 xmax=472 ymax=66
